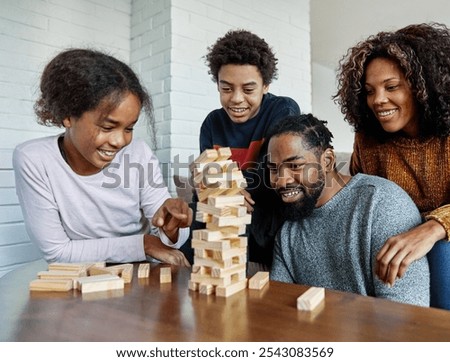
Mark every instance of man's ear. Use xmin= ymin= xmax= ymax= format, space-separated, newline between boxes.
xmin=263 ymin=84 xmax=269 ymax=94
xmin=321 ymin=148 xmax=335 ymax=172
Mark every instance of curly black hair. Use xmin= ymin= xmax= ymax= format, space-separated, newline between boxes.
xmin=333 ymin=22 xmax=450 ymax=140
xmin=34 ymin=48 xmax=155 ymax=144
xmin=205 ymin=29 xmax=278 ymax=85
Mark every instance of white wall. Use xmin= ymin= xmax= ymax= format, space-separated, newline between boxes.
xmin=312 ymin=63 xmax=353 ymax=152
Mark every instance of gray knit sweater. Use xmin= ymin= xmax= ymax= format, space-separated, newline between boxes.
xmin=270 ymin=173 xmax=430 ymax=307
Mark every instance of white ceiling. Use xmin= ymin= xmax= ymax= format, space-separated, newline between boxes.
xmin=311 ymin=0 xmax=450 ymax=69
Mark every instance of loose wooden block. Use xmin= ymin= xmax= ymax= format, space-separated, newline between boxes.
xmin=297 ymin=287 xmax=325 ymax=311
xmin=248 ymin=271 xmax=269 ymax=290
xmin=38 ymin=270 xmax=85 ymax=279
xmin=160 ymin=267 xmax=172 ymax=283
xmin=138 ymin=263 xmax=150 ymax=278
xmin=89 ymin=264 xmax=134 ymax=283
xmin=29 ymin=279 xmax=73 ymax=292
xmin=76 ymin=274 xmax=124 ymax=294
xmin=48 ymin=263 xmax=86 ymax=273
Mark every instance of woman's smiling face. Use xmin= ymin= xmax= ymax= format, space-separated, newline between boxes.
xmin=364 ymin=57 xmax=419 ymax=137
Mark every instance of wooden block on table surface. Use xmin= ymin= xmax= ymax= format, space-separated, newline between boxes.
xmin=160 ymin=267 xmax=172 ymax=283
xmin=188 ymin=280 xmax=199 ymax=291
xmin=48 ymin=263 xmax=86 ymax=273
xmin=76 ymin=274 xmax=124 ymax=294
xmin=189 ymin=272 xmax=232 ymax=287
xmin=216 ymin=278 xmax=248 ymax=297
xmin=138 ymin=263 xmax=150 ymax=278
xmin=297 ymin=287 xmax=325 ymax=311
xmin=248 ymin=271 xmax=269 ymax=290
xmin=38 ymin=270 xmax=86 ymax=279
xmin=88 ymin=266 xmax=115 ymax=276
xmin=118 ymin=264 xmax=134 ymax=283
xmin=199 ymin=283 xmax=215 ymax=295
xmin=29 ymin=279 xmax=73 ymax=292
xmin=90 ymin=263 xmax=134 ymax=283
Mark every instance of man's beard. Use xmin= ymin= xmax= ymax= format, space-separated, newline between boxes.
xmin=279 ymin=175 xmax=325 ymax=221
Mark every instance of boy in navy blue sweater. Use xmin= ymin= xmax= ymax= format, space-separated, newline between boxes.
xmin=183 ymin=30 xmax=301 ymax=269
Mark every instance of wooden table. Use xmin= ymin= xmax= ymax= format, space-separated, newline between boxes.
xmin=1 ymin=259 xmax=450 ymax=342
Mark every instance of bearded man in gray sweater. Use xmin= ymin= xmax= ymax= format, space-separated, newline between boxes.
xmin=266 ymin=114 xmax=429 ymax=306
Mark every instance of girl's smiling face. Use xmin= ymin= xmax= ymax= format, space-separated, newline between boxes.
xmin=62 ymin=92 xmax=141 ymax=175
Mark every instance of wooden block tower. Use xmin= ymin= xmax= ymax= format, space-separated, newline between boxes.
xmin=189 ymin=147 xmax=251 ymax=297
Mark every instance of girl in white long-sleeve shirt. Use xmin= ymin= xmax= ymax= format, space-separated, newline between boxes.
xmin=13 ymin=48 xmax=192 ymax=266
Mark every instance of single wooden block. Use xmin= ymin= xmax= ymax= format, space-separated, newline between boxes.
xmin=188 ymin=280 xmax=199 ymax=291
xmin=29 ymin=279 xmax=73 ymax=292
xmin=199 ymin=283 xmax=215 ymax=295
xmin=195 ymin=211 xmax=212 ymax=223
xmin=297 ymin=287 xmax=325 ymax=311
xmin=88 ymin=266 xmax=114 ymax=276
xmin=90 ymin=264 xmax=134 ymax=283
xmin=216 ymin=147 xmax=232 ymax=161
xmin=207 ymin=194 xmax=245 ymax=207
xmin=216 ymin=279 xmax=247 ymax=297
xmin=160 ymin=267 xmax=172 ymax=283
xmin=211 ymin=214 xmax=252 ymax=227
xmin=76 ymin=274 xmax=124 ymax=294
xmin=48 ymin=263 xmax=86 ymax=274
xmin=117 ymin=264 xmax=133 ymax=283
xmin=38 ymin=270 xmax=85 ymax=279
xmin=194 ymin=149 xmax=218 ymax=164
xmin=248 ymin=271 xmax=269 ymax=290
xmin=138 ymin=263 xmax=150 ymax=278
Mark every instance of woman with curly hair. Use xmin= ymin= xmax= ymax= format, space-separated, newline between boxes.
xmin=190 ymin=30 xmax=301 ymax=270
xmin=334 ymin=22 xmax=450 ymax=309
xmin=13 ymin=48 xmax=192 ymax=266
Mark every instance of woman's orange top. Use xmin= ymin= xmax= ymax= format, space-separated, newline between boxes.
xmin=350 ymin=132 xmax=450 ymax=239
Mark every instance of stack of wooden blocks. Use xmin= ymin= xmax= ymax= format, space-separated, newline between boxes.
xmin=29 ymin=262 xmax=151 ymax=294
xmin=188 ymin=147 xmax=252 ymax=297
